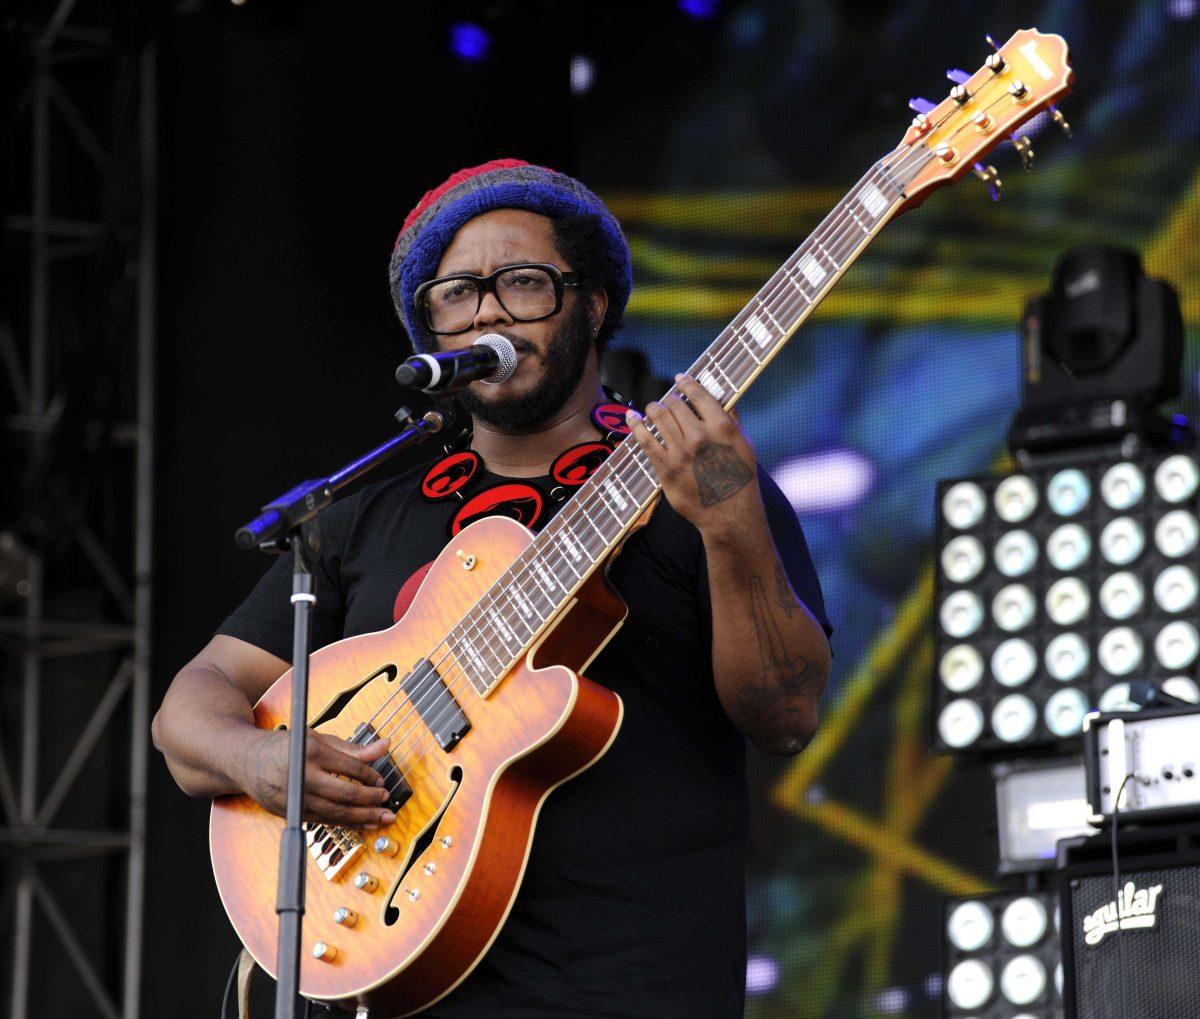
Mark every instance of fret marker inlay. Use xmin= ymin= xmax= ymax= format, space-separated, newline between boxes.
xmin=798 ymin=253 xmax=827 ymax=288
xmin=745 ymin=315 xmax=772 ymax=348
xmin=858 ymin=183 xmax=888 ymax=218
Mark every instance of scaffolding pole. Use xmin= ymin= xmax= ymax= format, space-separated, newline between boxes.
xmin=1 ymin=2 xmax=155 ymax=1016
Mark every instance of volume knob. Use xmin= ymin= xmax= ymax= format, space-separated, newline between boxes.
xmin=312 ymin=941 xmax=337 ymax=962
xmin=374 ymin=836 xmax=399 ymax=858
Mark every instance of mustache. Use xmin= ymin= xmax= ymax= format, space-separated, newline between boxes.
xmin=484 ymin=330 xmax=536 ymax=355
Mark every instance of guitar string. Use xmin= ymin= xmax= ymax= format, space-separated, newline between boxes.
xmin=355 ymin=74 xmax=1025 ymax=790
xmin=363 ymin=136 xmax=947 ymax=789
xmin=357 ymin=140 xmax=942 ymax=790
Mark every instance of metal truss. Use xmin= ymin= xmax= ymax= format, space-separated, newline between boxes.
xmin=0 ymin=2 xmax=156 ymax=1017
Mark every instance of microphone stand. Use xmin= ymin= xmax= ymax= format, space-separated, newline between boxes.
xmin=235 ymin=393 xmax=457 ymax=1019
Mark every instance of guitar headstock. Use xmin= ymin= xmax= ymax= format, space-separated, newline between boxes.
xmin=893 ymin=28 xmax=1073 ymax=213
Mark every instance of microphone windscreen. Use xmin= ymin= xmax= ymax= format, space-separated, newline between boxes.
xmin=474 ymin=334 xmax=519 ymax=384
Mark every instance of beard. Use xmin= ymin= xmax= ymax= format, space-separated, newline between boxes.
xmin=454 ymin=300 xmax=593 ymax=434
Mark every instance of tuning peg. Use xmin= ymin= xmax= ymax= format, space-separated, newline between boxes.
xmin=1010 ymin=134 xmax=1034 ymax=170
xmin=946 ymin=68 xmax=971 ymax=86
xmin=984 ymin=35 xmax=1007 ymax=74
xmin=1049 ymin=104 xmax=1072 ymax=137
xmin=908 ymin=96 xmax=936 ymax=116
xmin=972 ymin=162 xmax=1003 ymax=201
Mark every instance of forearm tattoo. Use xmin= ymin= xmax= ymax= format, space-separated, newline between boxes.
xmin=693 ymin=442 xmax=753 ymax=507
xmin=736 ymin=570 xmax=824 ymax=727
xmin=244 ymin=733 xmax=283 ymax=806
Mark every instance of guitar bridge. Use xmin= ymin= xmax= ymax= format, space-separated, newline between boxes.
xmin=304 ymin=823 xmax=364 ymax=881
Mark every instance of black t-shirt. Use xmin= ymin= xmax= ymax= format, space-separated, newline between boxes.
xmin=219 ymin=457 xmax=831 ymax=1019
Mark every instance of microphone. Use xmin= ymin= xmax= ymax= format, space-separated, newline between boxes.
xmin=395 ymin=334 xmax=519 ymax=393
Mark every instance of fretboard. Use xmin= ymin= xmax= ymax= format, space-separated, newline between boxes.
xmin=446 ymin=142 xmax=934 ymax=694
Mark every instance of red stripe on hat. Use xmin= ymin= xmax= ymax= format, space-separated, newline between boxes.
xmin=400 ymin=158 xmax=531 ymax=235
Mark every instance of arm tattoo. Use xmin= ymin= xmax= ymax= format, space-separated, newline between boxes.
xmin=693 ymin=442 xmax=753 ymax=507
xmin=244 ymin=733 xmax=284 ymax=806
xmin=736 ymin=573 xmax=824 ymax=724
xmin=775 ymin=562 xmax=796 ymax=618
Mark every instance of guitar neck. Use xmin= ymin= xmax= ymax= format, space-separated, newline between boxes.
xmin=444 ymin=143 xmax=934 ymax=694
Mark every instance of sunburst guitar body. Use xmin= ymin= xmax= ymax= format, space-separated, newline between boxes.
xmin=210 ymin=516 xmax=627 ymax=1016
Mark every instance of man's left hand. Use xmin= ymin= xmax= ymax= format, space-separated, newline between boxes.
xmin=625 ymin=373 xmax=761 ymax=540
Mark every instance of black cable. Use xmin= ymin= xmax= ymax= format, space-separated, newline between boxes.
xmin=220 ymin=949 xmax=240 ymax=1019
xmin=1111 ymin=771 xmax=1148 ymax=1019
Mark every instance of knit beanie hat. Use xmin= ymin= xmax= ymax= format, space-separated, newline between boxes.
xmin=389 ymin=158 xmax=632 ymax=352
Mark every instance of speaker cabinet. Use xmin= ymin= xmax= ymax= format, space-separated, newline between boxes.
xmin=1057 ymin=824 xmax=1200 ymax=1018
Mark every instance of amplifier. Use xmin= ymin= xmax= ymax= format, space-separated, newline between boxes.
xmin=1082 ymin=705 xmax=1200 ymax=823
xmin=1057 ymin=824 xmax=1200 ymax=1019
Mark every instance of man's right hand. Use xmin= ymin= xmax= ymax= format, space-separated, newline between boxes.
xmin=239 ymin=729 xmax=397 ymax=829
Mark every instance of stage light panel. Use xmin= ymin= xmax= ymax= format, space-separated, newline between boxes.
xmin=946 ymin=958 xmax=992 ymax=1010
xmin=1100 ymin=461 xmax=1145 ymax=510
xmin=941 ymin=535 xmax=986 ymax=583
xmin=1154 ymin=509 xmax=1198 ymax=557
xmin=1001 ymin=896 xmax=1048 ymax=948
xmin=1098 ymin=570 xmax=1143 ymax=619
xmin=1044 ymin=632 xmax=1088 ymax=681
xmin=943 ymin=481 xmax=987 ymax=529
xmin=1045 ymin=577 xmax=1089 ymax=626
xmin=999 ymin=954 xmax=1047 ymax=1006
xmin=992 ymin=638 xmax=1037 ymax=688
xmin=935 ymin=446 xmax=1200 ymax=753
xmin=1163 ymin=675 xmax=1200 ymax=702
xmin=942 ymin=891 xmax=1062 ymax=1017
xmin=1099 ymin=515 xmax=1144 ymax=565
xmin=940 ymin=590 xmax=983 ymax=638
xmin=1154 ymin=453 xmax=1199 ymax=502
xmin=993 ymin=584 xmax=1036 ymax=631
xmin=994 ymin=529 xmax=1038 ymax=577
xmin=992 ymin=693 xmax=1037 ymax=743
xmin=938 ymin=698 xmax=985 ymax=748
xmin=940 ymin=644 xmax=985 ymax=693
xmin=1046 ymin=468 xmax=1090 ymax=516
xmin=1097 ymin=626 xmax=1143 ymax=675
xmin=1045 ymin=523 xmax=1090 ymax=571
xmin=1043 ymin=687 xmax=1088 ymax=736
xmin=994 ymin=475 xmax=1038 ymax=523
xmin=1155 ymin=619 xmax=1199 ymax=669
xmin=947 ymin=900 xmax=994 ymax=952
xmin=1098 ymin=681 xmax=1138 ymax=712
xmin=1153 ymin=564 xmax=1198 ymax=613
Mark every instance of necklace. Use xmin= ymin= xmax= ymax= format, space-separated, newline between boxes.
xmin=418 ymin=394 xmax=634 ymax=537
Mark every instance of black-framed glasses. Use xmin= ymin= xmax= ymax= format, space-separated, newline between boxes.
xmin=415 ymin=262 xmax=580 ymax=336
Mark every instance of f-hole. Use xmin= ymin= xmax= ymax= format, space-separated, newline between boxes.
xmin=309 ymin=664 xmax=398 ymax=729
xmin=383 ymin=765 xmax=463 ymax=927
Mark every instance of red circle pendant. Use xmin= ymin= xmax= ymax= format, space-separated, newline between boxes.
xmin=449 ymin=482 xmax=545 ymax=536
xmin=421 ymin=450 xmax=480 ymax=501
xmin=591 ymin=402 xmax=632 ymax=437
xmin=550 ymin=441 xmax=613 ymax=487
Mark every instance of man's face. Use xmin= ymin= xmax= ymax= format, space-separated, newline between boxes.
xmin=429 ymin=208 xmax=601 ymax=434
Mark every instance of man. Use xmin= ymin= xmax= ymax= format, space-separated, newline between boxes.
xmin=154 ymin=158 xmax=832 ymax=1017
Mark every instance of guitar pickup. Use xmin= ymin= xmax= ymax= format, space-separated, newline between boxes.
xmin=352 ymin=722 xmax=413 ymax=814
xmin=402 ymin=659 xmax=471 ymax=752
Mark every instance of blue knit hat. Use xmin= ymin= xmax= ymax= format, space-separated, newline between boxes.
xmin=389 ymin=158 xmax=632 ymax=352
